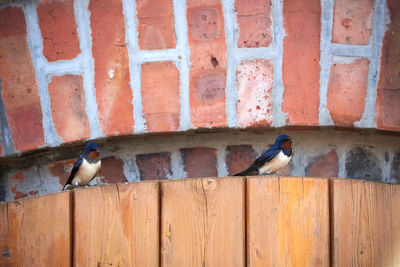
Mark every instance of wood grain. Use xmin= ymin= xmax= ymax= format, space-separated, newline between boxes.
xmin=0 ymin=191 xmax=71 ymax=266
xmin=161 ymin=177 xmax=245 ymax=267
xmin=333 ymin=179 xmax=400 ymax=266
xmin=247 ymin=177 xmax=329 ymax=266
xmin=73 ymin=182 xmax=159 ymax=267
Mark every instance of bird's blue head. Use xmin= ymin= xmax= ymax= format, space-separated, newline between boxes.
xmin=274 ymin=134 xmax=293 ymax=149
xmin=83 ymin=142 xmax=100 ymax=159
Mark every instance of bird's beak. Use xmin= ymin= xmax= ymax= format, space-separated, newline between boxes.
xmin=288 ymin=139 xmax=294 ymax=143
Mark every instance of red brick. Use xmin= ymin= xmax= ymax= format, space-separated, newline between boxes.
xmin=136 ymin=0 xmax=176 ymax=50
xmin=282 ymin=0 xmax=321 ymax=125
xmin=37 ymin=0 xmax=81 ymax=61
xmin=181 ymin=147 xmax=217 ymax=178
xmin=376 ymin=0 xmax=400 ymax=131
xmin=327 ymin=58 xmax=369 ymax=126
xmin=136 ymin=152 xmax=172 ymax=180
xmin=236 ymin=59 xmax=273 ymax=127
xmin=90 ymin=0 xmax=134 ymax=136
xmin=0 ymin=7 xmax=45 ymax=152
xmin=376 ymin=89 xmax=400 ymax=131
xmin=141 ymin=62 xmax=180 ymax=132
xmin=226 ymin=145 xmax=257 ymax=175
xmin=188 ymin=1 xmax=227 ymax=127
xmin=48 ymin=159 xmax=75 ymax=186
xmin=306 ymin=150 xmax=338 ymax=177
xmin=100 ymin=156 xmax=127 ymax=183
xmin=49 ymin=75 xmax=90 ymax=142
xmin=332 ymin=0 xmax=373 ymax=45
xmin=235 ymin=0 xmax=272 ymax=48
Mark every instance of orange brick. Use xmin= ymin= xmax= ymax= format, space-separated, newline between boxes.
xmin=306 ymin=150 xmax=338 ymax=178
xmin=136 ymin=0 xmax=176 ymax=50
xmin=235 ymin=0 xmax=272 ymax=48
xmin=141 ymin=62 xmax=180 ymax=132
xmin=327 ymin=58 xmax=369 ymax=127
xmin=282 ymin=0 xmax=321 ymax=125
xmin=0 ymin=6 xmax=45 ymax=152
xmin=188 ymin=1 xmax=227 ymax=127
xmin=49 ymin=75 xmax=90 ymax=142
xmin=332 ymin=0 xmax=373 ymax=45
xmin=236 ymin=59 xmax=273 ymax=127
xmin=90 ymin=0 xmax=134 ymax=136
xmin=37 ymin=0 xmax=81 ymax=61
xmin=376 ymin=0 xmax=400 ymax=131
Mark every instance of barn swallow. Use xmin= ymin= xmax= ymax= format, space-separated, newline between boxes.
xmin=64 ymin=142 xmax=101 ymax=190
xmin=233 ymin=135 xmax=293 ymax=176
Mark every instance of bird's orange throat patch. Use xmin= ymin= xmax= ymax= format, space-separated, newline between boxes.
xmin=282 ymin=141 xmax=292 ymax=149
xmin=88 ymin=151 xmax=100 ymax=159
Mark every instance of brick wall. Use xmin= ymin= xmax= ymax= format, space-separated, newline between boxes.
xmin=0 ymin=0 xmax=399 ymax=201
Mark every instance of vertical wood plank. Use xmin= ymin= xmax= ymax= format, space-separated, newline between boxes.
xmin=333 ymin=179 xmax=400 ymax=266
xmin=247 ymin=177 xmax=329 ymax=266
xmin=0 ymin=191 xmax=71 ymax=266
xmin=74 ymin=182 xmax=159 ymax=266
xmin=161 ymin=178 xmax=245 ymax=267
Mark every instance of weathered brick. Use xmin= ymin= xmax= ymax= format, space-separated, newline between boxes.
xmin=37 ymin=0 xmax=81 ymax=61
xmin=10 ymin=171 xmax=38 ymax=200
xmin=136 ymin=152 xmax=172 ymax=180
xmin=235 ymin=0 xmax=272 ymax=48
xmin=226 ymin=145 xmax=257 ymax=175
xmin=327 ymin=58 xmax=369 ymax=126
xmin=188 ymin=1 xmax=227 ymax=127
xmin=279 ymin=163 xmax=291 ymax=176
xmin=391 ymin=151 xmax=400 ymax=183
xmin=181 ymin=147 xmax=217 ymax=178
xmin=236 ymin=59 xmax=273 ymax=127
xmin=376 ymin=0 xmax=400 ymax=131
xmin=306 ymin=150 xmax=338 ymax=178
xmin=141 ymin=62 xmax=180 ymax=132
xmin=136 ymin=0 xmax=176 ymax=50
xmin=90 ymin=0 xmax=134 ymax=136
xmin=100 ymin=156 xmax=127 ymax=183
xmin=49 ymin=75 xmax=90 ymax=142
xmin=282 ymin=0 xmax=321 ymax=125
xmin=332 ymin=0 xmax=373 ymax=45
xmin=0 ymin=6 xmax=45 ymax=152
xmin=48 ymin=159 xmax=76 ymax=186
xmin=345 ymin=146 xmax=382 ymax=181
xmin=0 ymin=131 xmax=2 ymax=156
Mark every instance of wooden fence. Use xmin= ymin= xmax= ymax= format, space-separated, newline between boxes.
xmin=1 ymin=177 xmax=399 ymax=266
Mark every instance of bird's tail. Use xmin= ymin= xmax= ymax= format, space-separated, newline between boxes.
xmin=233 ymin=170 xmax=247 ymax=176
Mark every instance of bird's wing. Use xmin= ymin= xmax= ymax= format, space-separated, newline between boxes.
xmin=234 ymin=148 xmax=280 ymax=176
xmin=65 ymin=157 xmax=83 ymax=186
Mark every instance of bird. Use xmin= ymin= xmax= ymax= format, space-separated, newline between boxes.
xmin=64 ymin=142 xmax=101 ymax=190
xmin=233 ymin=135 xmax=294 ymax=176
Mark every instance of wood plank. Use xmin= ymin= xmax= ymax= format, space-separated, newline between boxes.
xmin=333 ymin=179 xmax=400 ymax=266
xmin=161 ymin=177 xmax=245 ymax=267
xmin=247 ymin=177 xmax=329 ymax=266
xmin=0 ymin=191 xmax=71 ymax=266
xmin=74 ymin=182 xmax=159 ymax=266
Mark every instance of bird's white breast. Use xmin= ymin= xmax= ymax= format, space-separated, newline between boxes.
xmin=72 ymin=158 xmax=101 ymax=186
xmin=258 ymin=151 xmax=291 ymax=175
